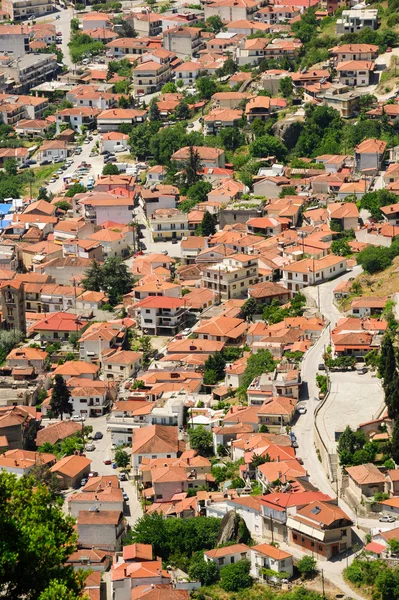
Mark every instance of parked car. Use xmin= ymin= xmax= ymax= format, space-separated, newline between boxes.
xmin=85 ymin=443 xmax=96 ymax=452
xmin=380 ymin=515 xmax=396 ymax=522
xmin=122 ymin=491 xmax=129 ymax=501
xmin=80 ymin=478 xmax=88 ymax=487
xmin=103 ymin=457 xmax=112 ymax=465
xmin=118 ymin=473 xmax=128 ymax=481
xmin=357 ymin=366 xmax=368 ymax=375
xmin=71 ymin=414 xmax=85 ymax=422
xmin=172 ymin=239 xmax=178 ymax=244
xmin=318 ymin=363 xmax=326 ymax=371
xmin=88 ymin=471 xmax=98 ymax=478
xmin=93 ymin=431 xmax=103 ymax=440
xmin=298 ymin=406 xmax=307 ymax=414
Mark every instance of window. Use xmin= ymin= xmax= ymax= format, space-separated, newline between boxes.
xmin=319 ymin=545 xmax=323 ymax=551
xmin=341 ymin=529 xmax=347 ymax=536
xmin=311 ymin=542 xmax=315 ymax=547
xmin=293 ymin=533 xmax=298 ymax=540
xmin=218 ymin=558 xmax=224 ymax=566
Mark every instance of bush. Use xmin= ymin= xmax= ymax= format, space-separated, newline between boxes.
xmin=220 ymin=559 xmax=252 ymax=592
xmin=297 ymin=556 xmax=317 ymax=579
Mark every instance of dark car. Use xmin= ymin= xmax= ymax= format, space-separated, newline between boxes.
xmin=318 ymin=363 xmax=326 ymax=371
xmin=93 ymin=431 xmax=103 ymax=440
xmin=171 ymin=239 xmax=178 ymax=244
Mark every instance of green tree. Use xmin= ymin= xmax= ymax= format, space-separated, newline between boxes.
xmin=0 ymin=330 xmax=24 ymax=364
xmin=0 ymin=473 xmax=84 ymax=599
xmin=204 ymin=352 xmax=226 ymax=380
xmin=279 ymin=76 xmax=293 ymax=98
xmin=38 ymin=187 xmax=50 ymax=201
xmin=337 ymin=425 xmax=368 ymax=466
xmin=114 ymin=449 xmax=130 ymax=468
xmin=205 ymin=15 xmax=224 ymax=33
xmin=196 ymin=77 xmax=217 ymax=100
xmin=188 ymin=552 xmax=219 ymax=585
xmin=297 ymin=556 xmax=317 ymax=579
xmin=71 ymin=17 xmax=79 ymax=32
xmin=241 ymin=297 xmax=258 ymax=322
xmin=385 ymin=370 xmax=399 ymax=420
xmin=380 ymin=334 xmax=396 ymax=385
xmin=148 ymin=97 xmax=161 ymax=121
xmin=178 ymin=145 xmax=203 ymax=188
xmin=331 ymin=239 xmax=352 ymax=256
xmin=161 ymin=81 xmax=177 ymax=93
xmin=242 ymin=349 xmax=276 ymax=389
xmin=82 ymin=260 xmax=103 ymax=292
xmin=218 ymin=127 xmax=245 ymax=151
xmin=55 ymin=200 xmax=72 ymax=211
xmin=4 ymin=158 xmax=18 ymax=176
xmin=65 ymin=183 xmax=85 ymax=197
xmin=220 ymin=559 xmax=252 ymax=592
xmin=102 ymin=163 xmax=120 ymax=175
xmin=249 ymin=134 xmax=287 ymax=161
xmin=189 ymin=425 xmax=213 ymax=455
xmin=50 ymin=375 xmax=73 ymax=421
xmin=174 ymin=99 xmax=191 ymax=120
xmin=200 ymin=211 xmax=217 ymax=236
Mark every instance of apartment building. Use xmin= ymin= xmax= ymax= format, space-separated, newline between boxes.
xmin=150 ymin=207 xmax=190 ymax=241
xmin=202 ymin=254 xmax=259 ymax=301
xmin=105 ymin=36 xmax=162 ymax=58
xmin=128 ymin=11 xmax=162 ymax=37
xmin=55 ymin=107 xmax=100 ymax=134
xmin=329 ymin=43 xmax=379 ymax=64
xmin=0 ymin=53 xmax=57 ymax=93
xmin=0 ymin=24 xmax=29 ymax=56
xmin=136 ymin=296 xmax=187 ymax=336
xmin=132 ymin=57 xmax=172 ymax=96
xmin=336 ymin=60 xmax=374 ymax=87
xmin=163 ymin=26 xmax=204 ymax=59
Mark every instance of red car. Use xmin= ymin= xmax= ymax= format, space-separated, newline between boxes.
xmin=57 ymin=31 xmax=62 ymax=36
xmin=133 ymin=250 xmax=144 ymax=257
xmin=387 ymin=47 xmax=392 ymax=52
xmin=104 ymin=458 xmax=112 ymax=465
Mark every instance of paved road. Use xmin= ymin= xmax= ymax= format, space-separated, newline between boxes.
xmin=33 ymin=6 xmax=73 ymax=69
xmin=127 ymin=205 xmax=182 ymax=259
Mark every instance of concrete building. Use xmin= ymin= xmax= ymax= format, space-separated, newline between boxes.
xmin=336 ymin=9 xmax=379 ymax=34
xmin=354 ymin=138 xmax=386 ymax=173
xmin=0 ymin=280 xmax=26 ymax=335
xmin=136 ymin=296 xmax=187 ymax=337
xmin=0 ymin=24 xmax=29 ymax=56
xmin=77 ymin=510 xmax=126 ymax=552
xmin=204 ymin=544 xmax=250 ymax=568
xmin=163 ymin=26 xmax=204 ymax=59
xmin=150 ymin=207 xmax=190 ymax=241
xmin=202 ymin=254 xmax=259 ymax=301
xmin=250 ymin=544 xmax=293 ymax=580
xmin=282 ymin=255 xmax=347 ymax=291
xmin=0 ymin=53 xmax=57 ymax=93
xmin=336 ymin=60 xmax=374 ymax=87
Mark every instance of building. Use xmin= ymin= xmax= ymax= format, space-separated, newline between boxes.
xmin=351 ymin=297 xmax=386 ymax=317
xmin=171 ymin=146 xmax=225 ymax=169
xmin=345 ymin=463 xmax=385 ymax=502
xmin=329 ymin=43 xmax=379 ymax=63
xmin=131 ymin=424 xmax=180 ymax=472
xmin=0 ymin=406 xmax=37 ymax=450
xmin=336 ymin=60 xmax=374 ymax=87
xmin=77 ymin=510 xmax=126 ymax=552
xmin=282 ymin=256 xmax=347 ymax=291
xmin=55 ymin=107 xmax=99 ymax=134
xmin=97 ymin=108 xmax=147 ymax=133
xmin=336 ymin=9 xmax=379 ymax=35
xmin=50 ymin=455 xmax=91 ymax=489
xmin=287 ymin=501 xmax=353 ymax=560
xmin=39 ymin=139 xmax=68 ymax=162
xmin=0 ymin=280 xmax=26 ymax=335
xmin=0 ymin=449 xmax=56 ymax=477
xmin=132 ymin=58 xmax=172 ymax=97
xmin=102 ymin=349 xmax=143 ymax=381
xmin=204 ymin=544 xmax=250 ymax=568
xmin=136 ymin=296 xmax=187 ymax=336
xmin=101 ymin=131 xmax=129 ymax=153
xmin=0 ymin=53 xmax=57 ymax=93
xmin=174 ymin=60 xmax=201 ymax=86
xmin=354 ymin=138 xmax=386 ymax=173
xmin=0 ymin=24 xmax=29 ymax=55
xmin=163 ymin=26 xmax=204 ymax=59
xmin=250 ymin=544 xmax=293 ymax=580
xmin=203 ymin=108 xmax=242 ymax=135
xmin=202 ymin=254 xmax=259 ymax=301
xmin=150 ymin=208 xmax=190 ymax=241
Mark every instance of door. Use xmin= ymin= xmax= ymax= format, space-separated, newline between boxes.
xmin=332 ymin=545 xmax=339 ymax=557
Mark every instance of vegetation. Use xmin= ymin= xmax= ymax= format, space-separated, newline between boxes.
xmin=38 ymin=434 xmax=85 ymax=459
xmin=114 ymin=449 xmax=130 ymax=468
xmin=50 ymin=375 xmax=73 ymax=421
xmin=242 ymin=349 xmax=276 ymax=390
xmin=189 ymin=425 xmax=213 ymax=456
xmin=0 ymin=330 xmax=24 ymax=365
xmin=220 ymin=559 xmax=253 ymax=592
xmin=345 ymin=557 xmax=399 ymax=600
xmin=263 ymin=292 xmax=307 ymax=324
xmin=297 ymin=556 xmax=317 ymax=579
xmin=82 ymin=258 xmax=133 ymax=306
xmin=68 ymin=33 xmax=104 ymax=64
xmin=337 ymin=425 xmax=378 ymax=466
xmin=0 ymin=473 xmax=84 ymax=599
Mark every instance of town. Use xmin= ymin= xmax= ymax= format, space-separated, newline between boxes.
xmin=1 ymin=0 xmax=399 ymax=598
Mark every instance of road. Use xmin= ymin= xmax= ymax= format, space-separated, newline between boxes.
xmin=32 ymin=6 xmax=74 ymax=69
xmin=47 ymin=135 xmax=104 ymax=196
xmin=126 ymin=205 xmax=182 ymax=259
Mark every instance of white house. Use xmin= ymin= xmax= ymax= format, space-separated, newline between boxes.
xmin=101 ymin=131 xmax=130 ymax=153
xmin=204 ymin=544 xmax=250 ymax=569
xmin=102 ymin=349 xmax=143 ymax=381
xmin=250 ymin=544 xmax=294 ymax=580
xmin=282 ymin=255 xmax=347 ymax=292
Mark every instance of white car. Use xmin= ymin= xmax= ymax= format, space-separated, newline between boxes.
xmin=71 ymin=414 xmax=85 ymax=422
xmin=298 ymin=406 xmax=307 ymax=414
xmin=379 ymin=515 xmax=396 ymax=523
xmin=181 ymin=328 xmax=191 ymax=337
xmin=85 ymin=443 xmax=95 ymax=452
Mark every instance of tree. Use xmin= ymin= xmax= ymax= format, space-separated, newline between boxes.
xmin=297 ymin=556 xmax=317 ymax=579
xmin=249 ymin=134 xmax=287 ymax=161
xmin=279 ymin=76 xmax=293 ymax=98
xmin=218 ymin=127 xmax=245 ymax=151
xmin=71 ymin=17 xmax=80 ymax=32
xmin=4 ymin=158 xmax=18 ymax=176
xmin=204 ymin=352 xmax=226 ymax=380
xmin=331 ymin=239 xmax=352 ymax=256
xmin=356 ymin=245 xmax=392 ymax=274
xmin=118 ymin=95 xmax=129 ymax=108
xmin=175 ymin=99 xmax=191 ymax=120
xmin=82 ymin=260 xmax=103 ymax=292
xmin=0 ymin=329 xmax=24 ymax=364
xmin=65 ymin=182 xmax=85 ymax=197
xmin=200 ymin=211 xmax=217 ymax=236
xmin=252 ymin=453 xmax=270 ymax=467
xmin=148 ymin=98 xmax=161 ymax=121
xmin=205 ymin=15 xmax=224 ymax=33
xmin=380 ymin=334 xmax=396 ymax=385
xmin=222 ymin=57 xmax=237 ymax=75
xmin=114 ymin=449 xmax=130 ymax=468
xmin=242 ymin=349 xmax=276 ymax=389
xmin=220 ymin=559 xmax=252 ymax=592
xmin=38 ymin=580 xmax=84 ymax=600
xmin=55 ymin=200 xmax=72 ymax=211
xmin=179 ymin=145 xmax=203 ymax=189
xmin=162 ymin=81 xmax=177 ymax=93
xmin=337 ymin=425 xmax=368 ymax=466
xmin=189 ymin=425 xmax=213 ymax=455
xmin=196 ymin=77 xmax=217 ymax=100
xmin=385 ymin=370 xmax=399 ymax=420
xmin=102 ymin=163 xmax=120 ymax=175
xmin=0 ymin=473 xmax=84 ymax=599
xmin=38 ymin=187 xmax=50 ymax=201
xmin=203 ymin=369 xmax=218 ymax=385
xmin=50 ymin=375 xmax=73 ymax=421
xmin=241 ymin=297 xmax=258 ymax=322
xmin=188 ymin=552 xmax=219 ymax=585
xmin=29 ymin=462 xmax=61 ymax=495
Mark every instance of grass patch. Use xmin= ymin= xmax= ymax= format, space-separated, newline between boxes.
xmin=23 ymin=163 xmax=63 ymax=198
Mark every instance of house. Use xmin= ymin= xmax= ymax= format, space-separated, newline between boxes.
xmin=50 ymin=455 xmax=92 ymax=489
xmin=174 ymin=61 xmax=201 ymax=85
xmin=131 ymin=425 xmax=181 ymax=472
xmin=203 ymin=109 xmax=242 ymax=135
xmin=201 ymin=254 xmax=259 ymax=301
xmin=108 ymin=400 xmax=153 ymax=446
xmin=66 ymin=548 xmax=113 ymax=572
xmin=68 ymin=383 xmax=109 ymax=418
xmin=250 ymin=544 xmax=293 ymax=580
xmin=329 ymin=43 xmax=379 ymax=63
xmin=136 ymin=296 xmax=187 ymax=336
xmin=55 ymin=107 xmax=100 ymax=134
xmin=171 ymin=146 xmax=225 ymax=169
xmin=101 ymin=131 xmax=130 ymax=153
xmin=256 ymin=396 xmax=297 ymax=433
xmin=111 ymin=559 xmax=170 ymax=600
xmin=97 ymin=109 xmax=147 ymax=132
xmin=31 ymin=312 xmax=87 ymax=342
xmin=345 ymin=463 xmax=385 ymax=502
xmin=38 ymin=140 xmax=69 ymax=162
xmin=354 ymin=138 xmax=386 ymax=173
xmin=336 ymin=9 xmax=379 ymax=34
xmin=204 ymin=0 xmax=260 ymax=22
xmin=82 ymin=12 xmax=111 ymax=31
xmin=248 ymin=281 xmax=291 ymax=305
xmin=139 ymin=185 xmax=178 ymax=218
xmin=36 ymin=420 xmax=82 ymax=447
xmin=195 ymin=316 xmax=248 ymax=345
xmin=52 ymin=360 xmax=99 ymax=381
xmin=6 ymin=346 xmax=47 ymax=374
xmin=282 ymin=255 xmax=347 ymax=291
xmin=77 ymin=510 xmax=126 ymax=551
xmin=336 ymin=60 xmax=374 ymax=87
xmin=132 ymin=58 xmax=172 ymax=97
xmin=287 ymin=501 xmax=353 ymax=560
xmin=79 ymin=192 xmax=134 ymax=226
xmin=327 ymin=201 xmax=359 ymax=230
xmin=102 ymin=349 xmax=143 ymax=381
xmin=69 ymin=485 xmax=124 ymax=517
xmin=204 ymin=544 xmax=250 ymax=568
xmin=351 ymin=297 xmax=386 ymax=317
xmin=128 ymin=12 xmax=162 ymax=37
